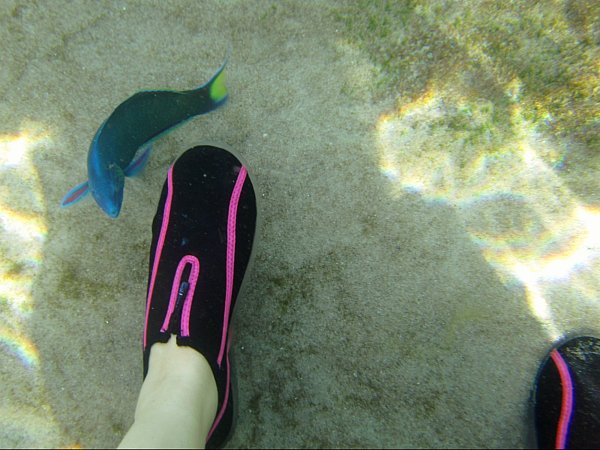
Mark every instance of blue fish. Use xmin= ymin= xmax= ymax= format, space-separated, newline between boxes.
xmin=61 ymin=60 xmax=228 ymax=218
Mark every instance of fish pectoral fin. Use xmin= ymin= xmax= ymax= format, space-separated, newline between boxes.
xmin=61 ymin=181 xmax=90 ymax=207
xmin=124 ymin=144 xmax=153 ymax=177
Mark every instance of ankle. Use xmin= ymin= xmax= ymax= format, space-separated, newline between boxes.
xmin=148 ymin=335 xmax=215 ymax=382
xmin=140 ymin=335 xmax=218 ymax=423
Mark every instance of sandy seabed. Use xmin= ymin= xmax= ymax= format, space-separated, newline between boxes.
xmin=1 ymin=1 xmax=598 ymax=447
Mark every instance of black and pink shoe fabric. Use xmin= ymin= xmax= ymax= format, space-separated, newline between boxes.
xmin=143 ymin=145 xmax=257 ymax=448
xmin=533 ymin=336 xmax=600 ymax=449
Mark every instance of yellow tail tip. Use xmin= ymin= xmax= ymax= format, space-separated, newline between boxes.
xmin=209 ymin=69 xmax=227 ymax=102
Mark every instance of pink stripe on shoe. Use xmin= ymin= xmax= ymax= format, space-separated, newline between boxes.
xmin=144 ymin=164 xmax=175 ymax=349
xmin=180 ymin=255 xmax=200 ymax=337
xmin=551 ymin=349 xmax=574 ymax=450
xmin=207 ymin=335 xmax=232 ymax=443
xmin=160 ymin=255 xmax=200 ymax=334
xmin=217 ymin=166 xmax=248 ymax=367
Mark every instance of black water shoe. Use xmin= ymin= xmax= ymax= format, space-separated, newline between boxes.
xmin=532 ymin=336 xmax=600 ymax=449
xmin=143 ymin=145 xmax=258 ymax=448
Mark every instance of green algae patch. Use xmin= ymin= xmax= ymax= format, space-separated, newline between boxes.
xmin=334 ymin=0 xmax=599 ymax=149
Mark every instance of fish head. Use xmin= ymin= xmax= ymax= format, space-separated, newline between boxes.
xmin=90 ymin=163 xmax=125 ymax=218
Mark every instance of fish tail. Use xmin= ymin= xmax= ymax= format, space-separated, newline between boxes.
xmin=204 ymin=57 xmax=228 ymax=106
